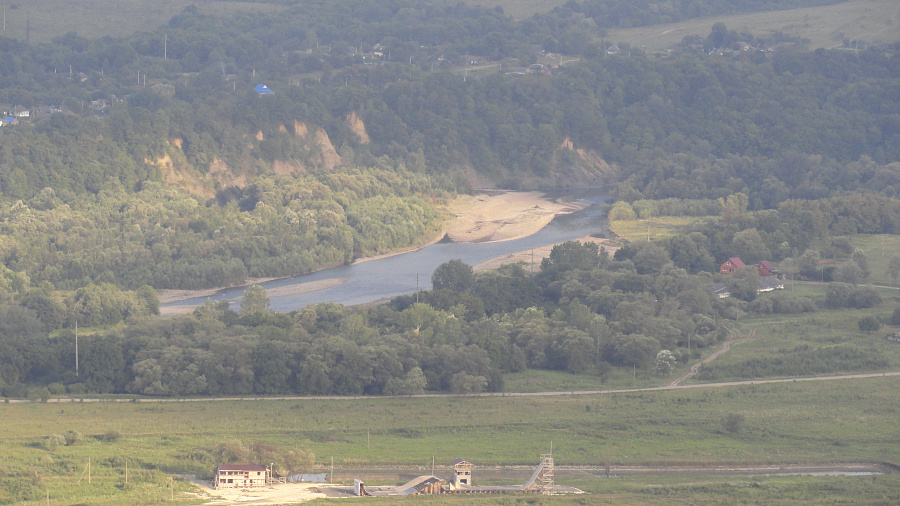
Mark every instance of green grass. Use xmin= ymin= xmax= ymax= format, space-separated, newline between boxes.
xmin=2 ymin=375 xmax=898 ymax=503
xmin=1 ymin=0 xmax=568 ymax=44
xmin=690 ymin=306 xmax=900 ymax=382
xmin=609 ymin=216 xmax=709 ymax=242
xmin=606 ymin=0 xmax=900 ymax=52
xmin=849 ymin=234 xmax=900 ymax=288
xmin=0 ymin=0 xmax=286 ymax=43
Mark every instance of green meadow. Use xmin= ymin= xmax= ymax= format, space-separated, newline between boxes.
xmin=606 ymin=0 xmax=900 ymax=52
xmin=2 ymin=373 xmax=899 ymax=503
xmin=0 ymin=0 xmax=286 ymax=43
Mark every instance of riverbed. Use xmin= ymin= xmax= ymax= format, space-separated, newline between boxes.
xmin=160 ymin=189 xmax=610 ymax=315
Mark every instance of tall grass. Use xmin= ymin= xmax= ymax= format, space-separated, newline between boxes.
xmin=1 ymin=375 xmax=898 ymax=503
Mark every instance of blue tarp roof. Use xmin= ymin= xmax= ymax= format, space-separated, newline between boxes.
xmin=254 ymin=83 xmax=274 ymax=94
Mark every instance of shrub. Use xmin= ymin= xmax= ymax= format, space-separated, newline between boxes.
xmin=45 ymin=434 xmax=65 ymax=451
xmin=858 ymin=316 xmax=881 ymax=332
xmin=722 ymin=413 xmax=745 ymax=433
xmin=102 ymin=430 xmax=123 ymax=442
xmin=64 ymin=430 xmax=83 ymax=446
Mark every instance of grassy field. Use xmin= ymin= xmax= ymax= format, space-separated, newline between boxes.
xmin=849 ymin=234 xmax=900 ymax=288
xmin=2 ymin=375 xmax=898 ymax=504
xmin=0 ymin=0 xmax=568 ymax=44
xmin=606 ymin=0 xmax=900 ymax=52
xmin=0 ymin=0 xmax=286 ymax=43
xmin=608 ymin=216 xmax=710 ymax=242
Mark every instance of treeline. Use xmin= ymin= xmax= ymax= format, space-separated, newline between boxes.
xmin=3 ymin=231 xmax=895 ymax=398
xmin=0 ymin=241 xmax=739 ymax=398
xmin=0 ymin=168 xmax=445 ymax=290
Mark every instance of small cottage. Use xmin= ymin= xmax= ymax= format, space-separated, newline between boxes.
xmin=719 ymin=257 xmax=745 ymax=274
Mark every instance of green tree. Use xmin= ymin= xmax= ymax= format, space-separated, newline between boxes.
xmin=887 ymin=256 xmax=900 ymax=285
xmin=431 ymin=260 xmax=474 ymax=292
xmin=241 ymin=285 xmax=270 ymax=315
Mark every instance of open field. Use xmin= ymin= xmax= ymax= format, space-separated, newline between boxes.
xmin=849 ymin=234 xmax=900 ymax=288
xmin=606 ymin=0 xmax=900 ymax=52
xmin=2 ymin=375 xmax=898 ymax=504
xmin=0 ymin=0 xmax=566 ymax=44
xmin=0 ymin=0 xmax=286 ymax=43
xmin=689 ymin=304 xmax=900 ymax=383
xmin=608 ymin=215 xmax=709 ymax=242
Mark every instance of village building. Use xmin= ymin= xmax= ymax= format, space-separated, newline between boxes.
xmin=450 ymin=458 xmax=474 ymax=487
xmin=214 ymin=464 xmax=269 ymax=489
xmin=719 ymin=257 xmax=745 ymax=274
xmin=255 ymin=83 xmax=275 ymax=95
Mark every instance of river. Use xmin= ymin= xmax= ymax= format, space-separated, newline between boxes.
xmin=161 ymin=190 xmax=610 ymax=313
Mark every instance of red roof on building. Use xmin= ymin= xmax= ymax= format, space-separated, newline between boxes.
xmin=758 ymin=260 xmax=775 ymax=271
xmin=728 ymin=257 xmax=745 ymax=267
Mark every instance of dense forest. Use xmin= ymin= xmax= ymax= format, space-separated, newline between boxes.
xmin=3 ymin=231 xmax=895 ymax=399
xmin=1 ymin=0 xmax=900 ymax=397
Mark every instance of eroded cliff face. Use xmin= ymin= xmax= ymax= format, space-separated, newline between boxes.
xmin=148 ymin=113 xmax=612 ymax=198
xmin=148 ymin=119 xmax=344 ymax=198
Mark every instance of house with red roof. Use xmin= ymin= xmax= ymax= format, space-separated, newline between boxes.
xmin=719 ymin=257 xmax=745 ymax=274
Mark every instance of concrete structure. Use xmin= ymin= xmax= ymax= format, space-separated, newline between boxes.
xmin=451 ymin=458 xmax=474 ymax=487
xmin=214 ymin=464 xmax=268 ymax=489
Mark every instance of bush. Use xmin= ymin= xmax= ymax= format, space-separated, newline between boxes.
xmin=858 ymin=316 xmax=881 ymax=332
xmin=722 ymin=413 xmax=745 ymax=433
xmin=47 ymin=383 xmax=66 ymax=395
xmin=64 ymin=430 xmax=83 ymax=446
xmin=45 ymin=434 xmax=65 ymax=451
xmin=101 ymin=430 xmax=123 ymax=442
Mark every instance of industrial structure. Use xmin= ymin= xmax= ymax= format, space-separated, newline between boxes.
xmin=352 ymin=455 xmax=582 ymax=497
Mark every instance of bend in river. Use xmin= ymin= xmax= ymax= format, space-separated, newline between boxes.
xmin=162 ymin=190 xmax=610 ymax=312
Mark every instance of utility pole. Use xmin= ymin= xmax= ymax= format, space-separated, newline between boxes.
xmin=164 ymin=33 xmax=167 ymax=59
xmin=75 ymin=321 xmax=78 ymax=377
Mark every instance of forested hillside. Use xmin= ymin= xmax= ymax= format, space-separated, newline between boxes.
xmin=0 ymin=0 xmax=898 ymax=367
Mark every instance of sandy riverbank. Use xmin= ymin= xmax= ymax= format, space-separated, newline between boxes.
xmin=157 ymin=191 xmax=594 ymax=314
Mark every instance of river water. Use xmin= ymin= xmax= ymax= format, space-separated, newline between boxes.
xmin=162 ymin=190 xmax=610 ymax=312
